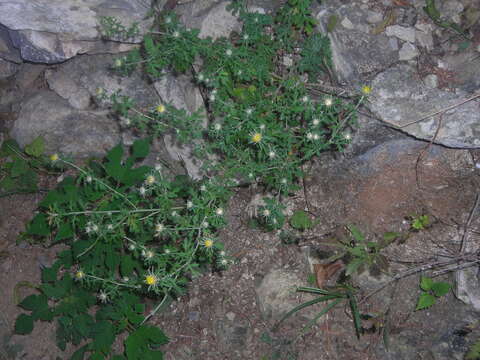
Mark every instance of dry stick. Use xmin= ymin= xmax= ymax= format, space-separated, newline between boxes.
xmin=460 ymin=193 xmax=480 ymax=254
xmin=414 ymin=114 xmax=443 ymax=189
xmin=398 ymin=92 xmax=480 ymax=129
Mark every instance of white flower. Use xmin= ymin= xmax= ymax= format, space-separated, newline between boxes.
xmin=220 ymin=258 xmax=228 ymax=266
xmin=107 ymin=224 xmax=113 ymax=231
xmin=245 ymin=108 xmax=253 ymax=116
xmin=155 ymin=223 xmax=165 ymax=233
xmin=165 ymin=16 xmax=172 ymax=24
xmin=312 ymin=118 xmax=320 ymax=126
xmin=122 ymin=276 xmax=130 ymax=282
xmin=214 ymin=123 xmax=222 ymax=131
xmin=262 ymin=209 xmax=271 ymax=217
xmin=243 ymin=34 xmax=249 ymax=40
xmin=254 ymin=17 xmax=259 ymax=23
xmin=248 ymin=173 xmax=254 ymax=178
xmin=209 ymin=94 xmax=216 ymax=101
xmin=313 ymin=134 xmax=320 ymax=141
xmin=216 ymin=208 xmax=224 ymax=216
xmin=302 ymin=95 xmax=309 ymax=103
xmin=211 ymin=89 xmax=217 ymax=95
xmin=155 ymin=163 xmax=162 ymax=171
xmin=281 ymin=178 xmax=287 ymax=184
xmin=171 ymin=210 xmax=178 ymax=217
xmin=197 ymin=73 xmax=205 ymax=82
xmin=344 ymin=132 xmax=352 ymax=140
xmin=225 ymin=49 xmax=233 ymax=56
xmin=187 ymin=200 xmax=193 ymax=209
xmin=219 ymin=250 xmax=226 ymax=257
xmin=202 ymin=221 xmax=209 ymax=228
xmin=173 ymin=31 xmax=180 ymax=38
xmin=144 ymin=250 xmax=154 ymax=260
xmin=200 ymin=185 xmax=207 ymax=192
xmin=128 ymin=244 xmax=136 ymax=251
xmin=86 ymin=176 xmax=92 ymax=183
xmin=259 ymin=124 xmax=265 ymax=130
xmin=164 ymin=248 xmax=171 ymax=254
xmin=139 ymin=186 xmax=146 ymax=196
xmin=98 ymin=290 xmax=108 ymax=303
xmin=324 ymin=97 xmax=333 ymax=106
xmin=268 ymin=151 xmax=276 ymax=159
xmin=306 ymin=132 xmax=313 ymax=140
xmin=237 ymin=70 xmax=243 ymax=76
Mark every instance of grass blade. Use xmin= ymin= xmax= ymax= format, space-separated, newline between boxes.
xmin=347 ymin=291 xmax=362 ymax=339
xmin=301 ymin=298 xmax=343 ymax=333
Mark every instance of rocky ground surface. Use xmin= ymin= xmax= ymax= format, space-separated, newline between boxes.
xmin=1 ymin=0 xmax=480 ymax=359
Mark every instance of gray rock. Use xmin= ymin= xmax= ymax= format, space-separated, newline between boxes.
xmin=369 ymin=64 xmax=480 ymax=148
xmin=316 ymin=3 xmax=398 ymax=85
xmin=0 ymin=24 xmax=21 ymax=63
xmin=385 ymin=25 xmax=416 ymax=43
xmin=46 ymin=54 xmax=158 ymax=110
xmin=10 ymin=91 xmax=120 ymax=157
xmin=0 ymin=0 xmax=152 ymax=63
xmin=176 ymin=0 xmax=243 ymax=40
xmin=214 ymin=319 xmax=249 ymax=348
xmin=366 ymin=11 xmax=383 ymax=24
xmin=416 ymin=28 xmax=434 ymax=50
xmin=0 ymin=58 xmax=18 ymax=78
xmin=154 ymin=73 xmax=207 ymax=180
xmin=399 ymin=42 xmax=419 ymax=60
xmin=424 ymin=74 xmax=439 ymax=89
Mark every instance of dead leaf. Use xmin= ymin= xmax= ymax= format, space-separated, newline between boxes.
xmin=313 ymin=260 xmax=344 ymax=288
xmin=393 ymin=0 xmax=410 ymax=7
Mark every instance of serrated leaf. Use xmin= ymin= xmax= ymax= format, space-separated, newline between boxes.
xmin=348 ymin=225 xmax=365 ymax=242
xmin=54 ymin=222 xmax=74 ymax=243
xmin=42 ymin=262 xmax=60 ymax=282
xmin=431 ymin=282 xmax=451 ymax=297
xmin=345 ymin=258 xmax=364 ymax=276
xmin=466 ymin=339 xmax=480 ymax=359
xmin=120 ymin=255 xmax=135 ymax=277
xmin=27 ymin=213 xmax=50 ymax=236
xmin=420 ymin=276 xmax=433 ymax=291
xmin=15 ymin=314 xmax=34 ymax=334
xmin=19 ymin=294 xmax=48 ymax=312
xmin=132 ymin=138 xmax=150 ymax=159
xmin=91 ymin=321 xmax=116 ymax=353
xmin=106 ymin=143 xmax=123 ymax=164
xmin=11 ymin=158 xmax=29 ymax=177
xmin=71 ymin=345 xmax=88 ymax=360
xmin=0 ymin=139 xmax=21 ymax=156
xmin=416 ymin=292 xmax=436 ymax=310
xmin=24 ymin=136 xmax=45 ymax=157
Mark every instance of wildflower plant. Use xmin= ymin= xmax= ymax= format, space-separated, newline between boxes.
xmin=14 ymin=0 xmax=369 ymax=358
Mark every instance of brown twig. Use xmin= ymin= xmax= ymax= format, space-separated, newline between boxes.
xmin=460 ymin=193 xmax=480 ymax=254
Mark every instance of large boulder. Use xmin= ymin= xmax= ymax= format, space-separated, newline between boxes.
xmin=10 ymin=91 xmax=120 ymax=157
xmin=0 ymin=0 xmax=153 ymax=63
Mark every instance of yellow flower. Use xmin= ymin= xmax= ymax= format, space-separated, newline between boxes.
xmin=145 ymin=274 xmax=158 ymax=286
xmin=156 ymin=104 xmax=166 ymax=113
xmin=361 ymin=85 xmax=372 ymax=95
xmin=251 ymin=132 xmax=262 ymax=144
xmin=75 ymin=270 xmax=85 ymax=280
xmin=145 ymin=175 xmax=155 ymax=185
xmin=203 ymin=238 xmax=214 ymax=249
xmin=49 ymin=153 xmax=59 ymax=162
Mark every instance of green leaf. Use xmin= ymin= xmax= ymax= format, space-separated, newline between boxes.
xmin=0 ymin=139 xmax=21 ymax=156
xmin=15 ymin=314 xmax=34 ymax=335
xmin=27 ymin=213 xmax=50 ymax=236
xmin=54 ymin=222 xmax=74 ymax=243
xmin=347 ymin=291 xmax=362 ymax=339
xmin=120 ymin=255 xmax=135 ymax=277
xmin=345 ymin=258 xmax=364 ymax=276
xmin=106 ymin=143 xmax=124 ymax=164
xmin=466 ymin=339 xmax=480 ymax=360
xmin=431 ymin=282 xmax=451 ymax=297
xmin=132 ymin=138 xmax=150 ymax=159
xmin=19 ymin=294 xmax=48 ymax=312
xmin=71 ymin=345 xmax=88 ymax=360
xmin=416 ymin=292 xmax=436 ymax=310
xmin=41 ymin=262 xmax=60 ymax=282
xmin=24 ymin=136 xmax=45 ymax=157
xmin=290 ymin=210 xmax=313 ymax=230
xmin=90 ymin=321 xmax=116 ymax=353
xmin=420 ymin=276 xmax=433 ymax=291
xmin=125 ymin=325 xmax=168 ymax=359
xmin=11 ymin=158 xmax=29 ymax=177
xmin=348 ymin=225 xmax=365 ymax=242
xmin=383 ymin=232 xmax=399 ymax=243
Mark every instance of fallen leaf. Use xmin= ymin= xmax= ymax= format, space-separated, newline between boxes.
xmin=313 ymin=260 xmax=344 ymax=288
xmin=393 ymin=0 xmax=410 ymax=7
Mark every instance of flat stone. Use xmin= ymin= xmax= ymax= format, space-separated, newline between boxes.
xmin=416 ymin=29 xmax=434 ymax=50
xmin=385 ymin=25 xmax=416 ymax=43
xmin=369 ymin=64 xmax=480 ymax=148
xmin=10 ymin=91 xmax=120 ymax=157
xmin=0 ymin=0 xmax=152 ymax=63
xmin=46 ymin=54 xmax=158 ymax=110
xmin=399 ymin=42 xmax=419 ymax=60
xmin=423 ymin=74 xmax=438 ymax=89
xmin=366 ymin=11 xmax=383 ymax=24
